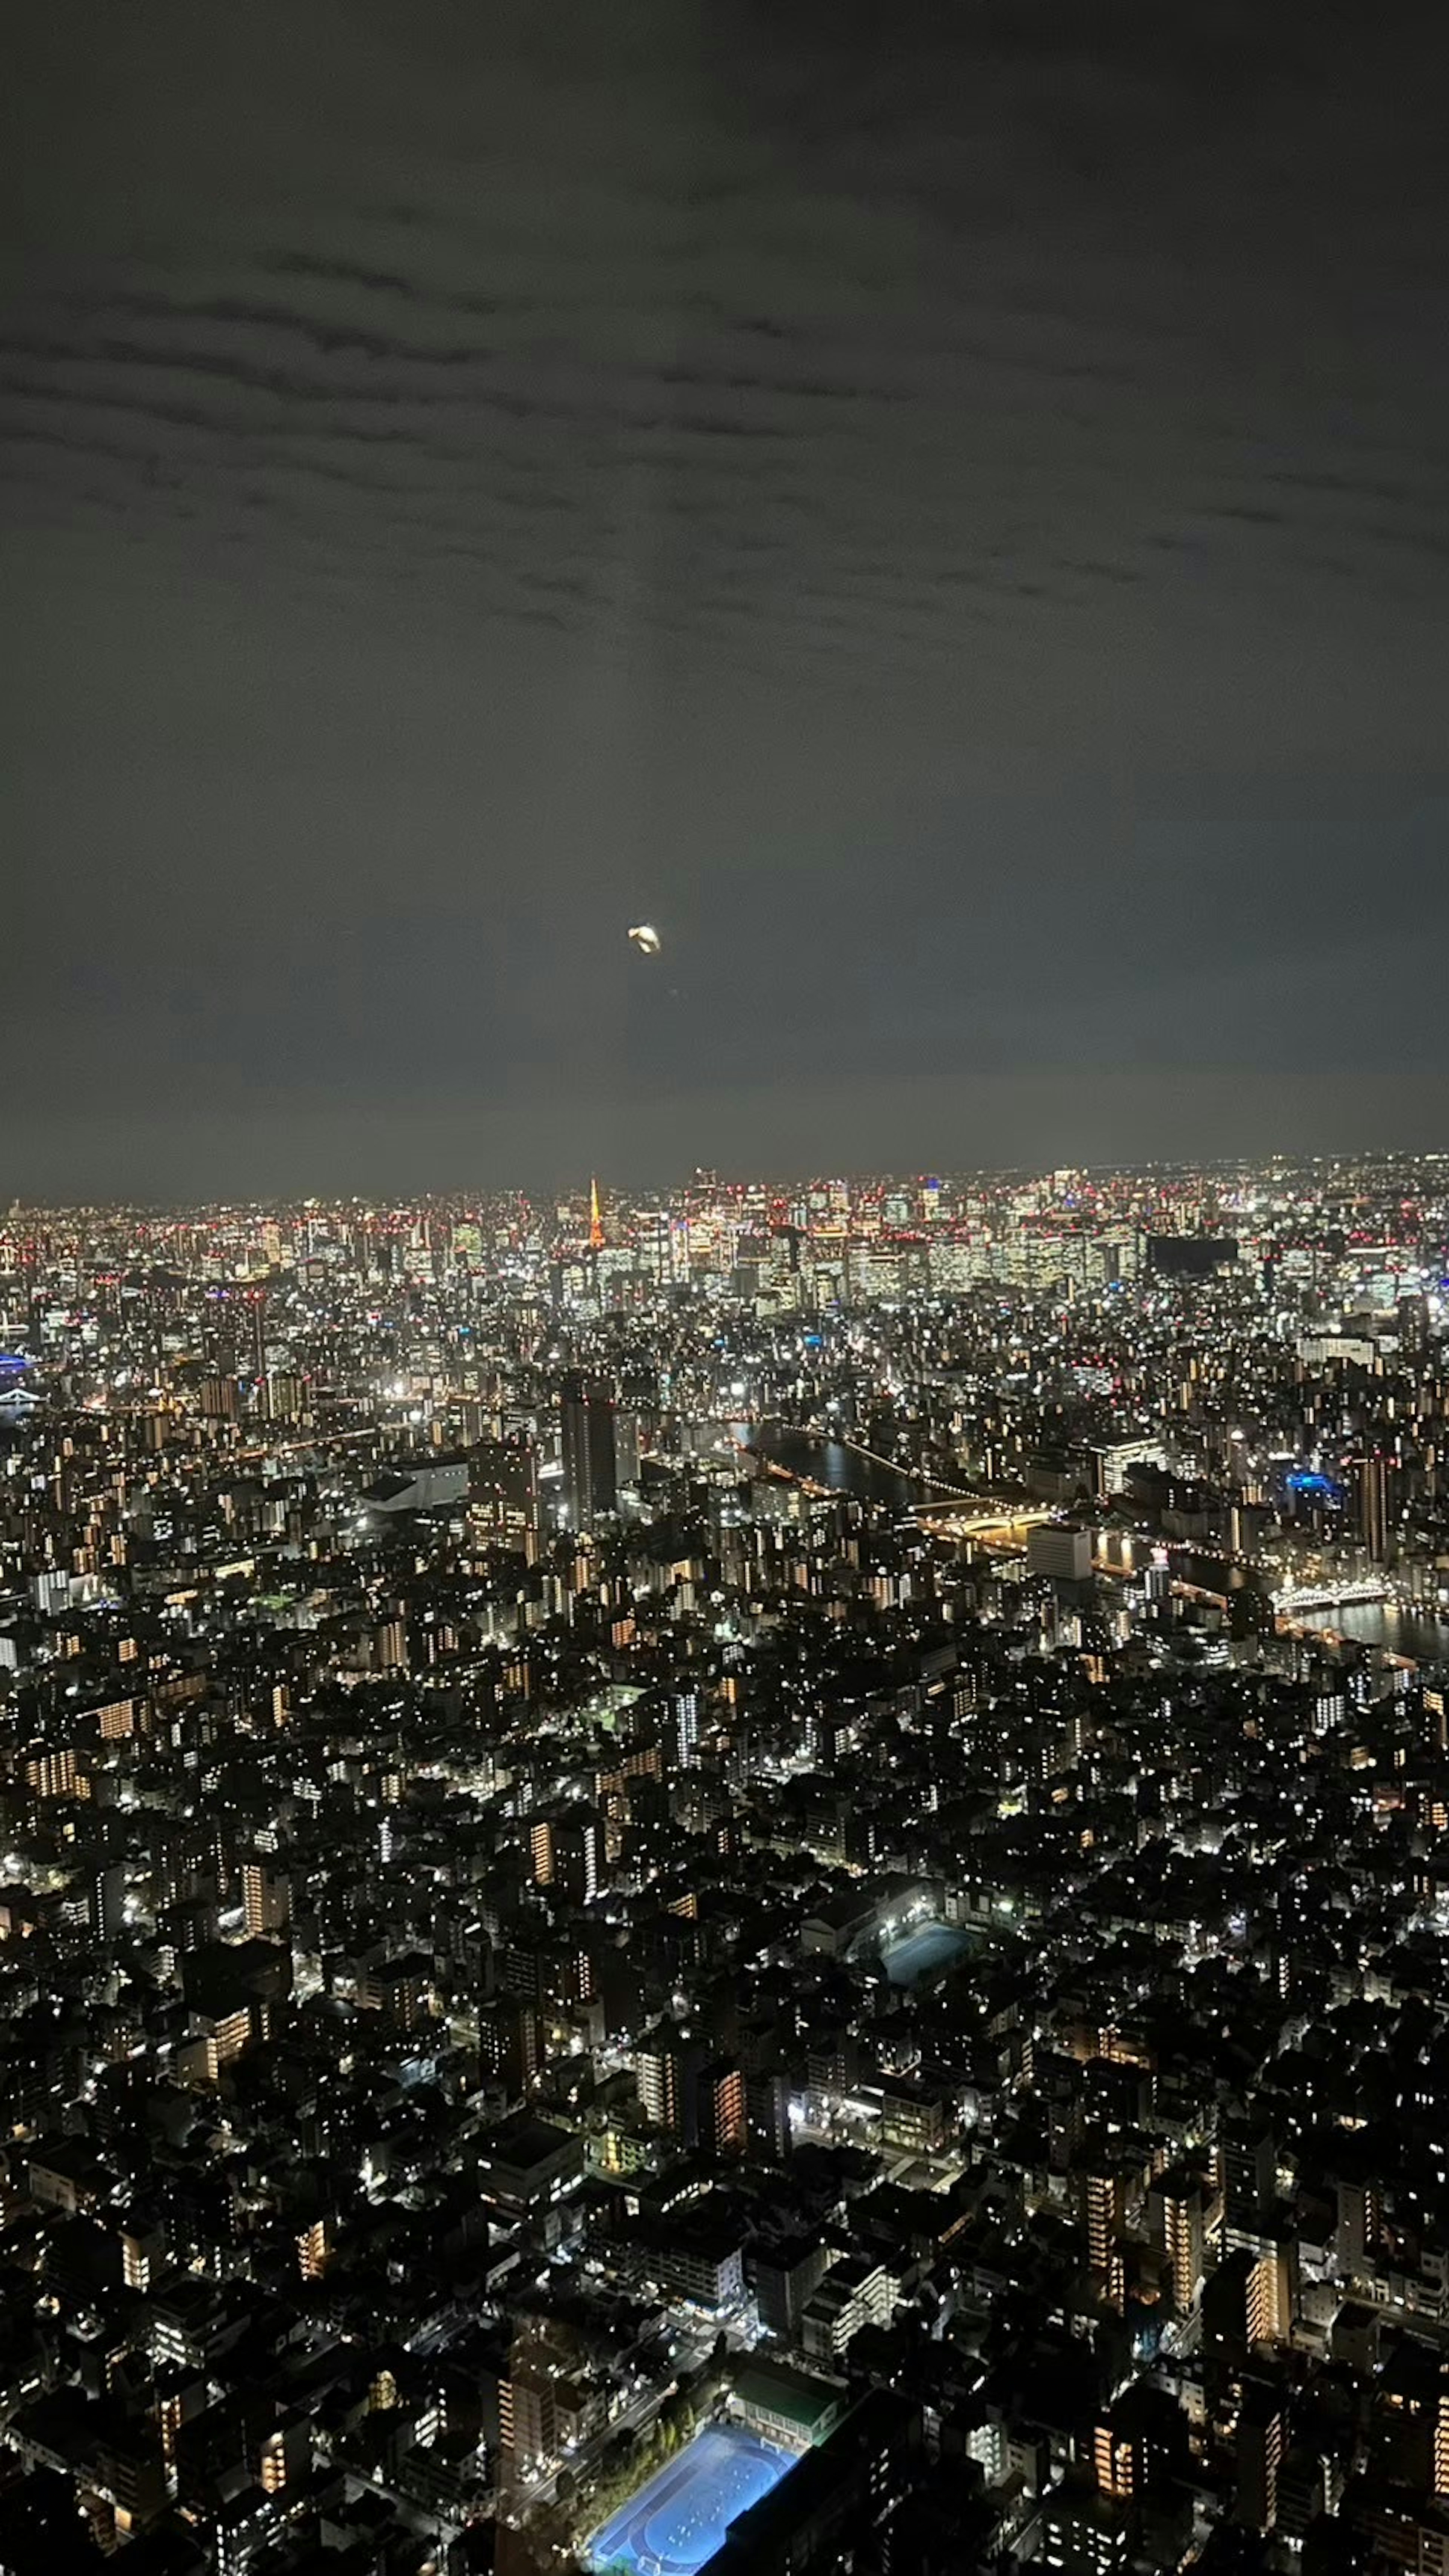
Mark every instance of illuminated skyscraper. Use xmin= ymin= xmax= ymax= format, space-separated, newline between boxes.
xmin=242 ymin=1859 xmax=292 ymax=1940
xmin=529 ymin=1808 xmax=601 ymax=1906
xmin=696 ymin=2057 xmax=747 ymax=2156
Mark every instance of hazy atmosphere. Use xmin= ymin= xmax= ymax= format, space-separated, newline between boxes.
xmin=5 ymin=0 xmax=1447 ymax=1194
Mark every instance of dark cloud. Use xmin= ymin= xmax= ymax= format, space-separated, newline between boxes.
xmin=2 ymin=0 xmax=1446 ymax=1196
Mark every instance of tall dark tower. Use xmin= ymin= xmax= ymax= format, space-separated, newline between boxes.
xmin=560 ymin=1373 xmax=617 ymax=1531
xmin=1351 ymin=1454 xmax=1392 ymax=1563
xmin=249 ymin=1289 xmax=267 ymax=1396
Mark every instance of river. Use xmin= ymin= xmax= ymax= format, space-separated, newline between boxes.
xmin=1326 ymin=1599 xmax=1449 ymax=1666
xmin=1178 ymin=1552 xmax=1447 ymax=1668
xmin=745 ymin=1425 xmax=943 ymax=1512
xmin=742 ymin=1473 xmax=1444 ymax=1669
xmin=746 ymin=1463 xmax=1449 ymax=1668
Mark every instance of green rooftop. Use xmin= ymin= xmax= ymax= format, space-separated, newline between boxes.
xmin=731 ymin=2356 xmax=842 ymax=2439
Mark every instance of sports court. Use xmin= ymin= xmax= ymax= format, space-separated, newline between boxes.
xmin=880 ymin=1917 xmax=972 ymax=1986
xmin=586 ymin=2419 xmax=795 ymax=2576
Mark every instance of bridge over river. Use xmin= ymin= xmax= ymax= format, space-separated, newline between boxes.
xmin=744 ymin=1426 xmax=1044 ymax=1545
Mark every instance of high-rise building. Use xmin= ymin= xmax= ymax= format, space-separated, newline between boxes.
xmin=637 ymin=2026 xmax=691 ymax=2136
xmin=1082 ymin=2163 xmax=1128 ymax=2311
xmin=746 ymin=2066 xmax=793 ymax=2162
xmin=469 ymin=1436 xmax=539 ymax=1545
xmin=295 ymin=2216 xmax=331 ymax=2282
xmin=1152 ymin=2168 xmax=1206 ymax=2313
xmin=242 ymin=1859 xmax=291 ymax=1940
xmin=1351 ymin=1454 xmax=1395 ymax=1563
xmin=559 ymin=1373 xmax=617 ymax=1530
xmin=614 ymin=1405 xmax=642 ymax=1489
xmin=1335 ymin=2172 xmax=1382 ymax=2277
xmin=1093 ymin=2418 xmax=1136 ymax=2502
xmin=261 ymin=1373 xmax=309 ymax=1422
xmin=636 ymin=2025 xmax=744 ymax=2151
xmin=754 ymin=2237 xmax=830 ymax=2341
xmin=529 ymin=1808 xmax=601 ymax=1907
xmin=480 ymin=1992 xmax=545 ymax=2098
xmin=89 ymin=1860 xmax=126 ymax=1944
xmin=695 ymin=2056 xmax=747 ymax=2157
xmin=1220 ymin=2115 xmax=1276 ymax=2241
xmin=248 ymin=1290 xmax=266 ymax=1385
xmin=666 ymin=1687 xmax=701 ymax=1767
xmin=1236 ymin=2381 xmax=1286 ymax=2531
xmin=27 ymin=1744 xmax=85 ymax=1801
xmin=1247 ymin=2247 xmax=1291 ymax=2347
xmin=1398 ymin=1291 xmax=1431 ymax=1357
xmin=1435 ymin=2386 xmax=1449 ymax=2498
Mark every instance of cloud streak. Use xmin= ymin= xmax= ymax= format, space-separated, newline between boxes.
xmin=2 ymin=0 xmax=1446 ymax=1191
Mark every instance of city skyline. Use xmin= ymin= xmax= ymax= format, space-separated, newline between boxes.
xmin=8 ymin=1142 xmax=1449 ymax=1220
xmin=2 ymin=1151 xmax=1449 ymax=2570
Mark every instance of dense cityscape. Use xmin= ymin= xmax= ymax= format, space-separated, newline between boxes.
xmin=0 ymin=1157 xmax=1446 ymax=2574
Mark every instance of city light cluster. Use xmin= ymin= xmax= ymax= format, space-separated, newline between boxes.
xmin=0 ymin=1156 xmax=1447 ymax=2573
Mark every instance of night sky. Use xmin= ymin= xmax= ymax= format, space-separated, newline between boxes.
xmin=5 ymin=0 xmax=1447 ymax=1199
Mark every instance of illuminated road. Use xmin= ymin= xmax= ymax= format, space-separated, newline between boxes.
xmin=229 ymin=1421 xmax=381 ymax=1467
